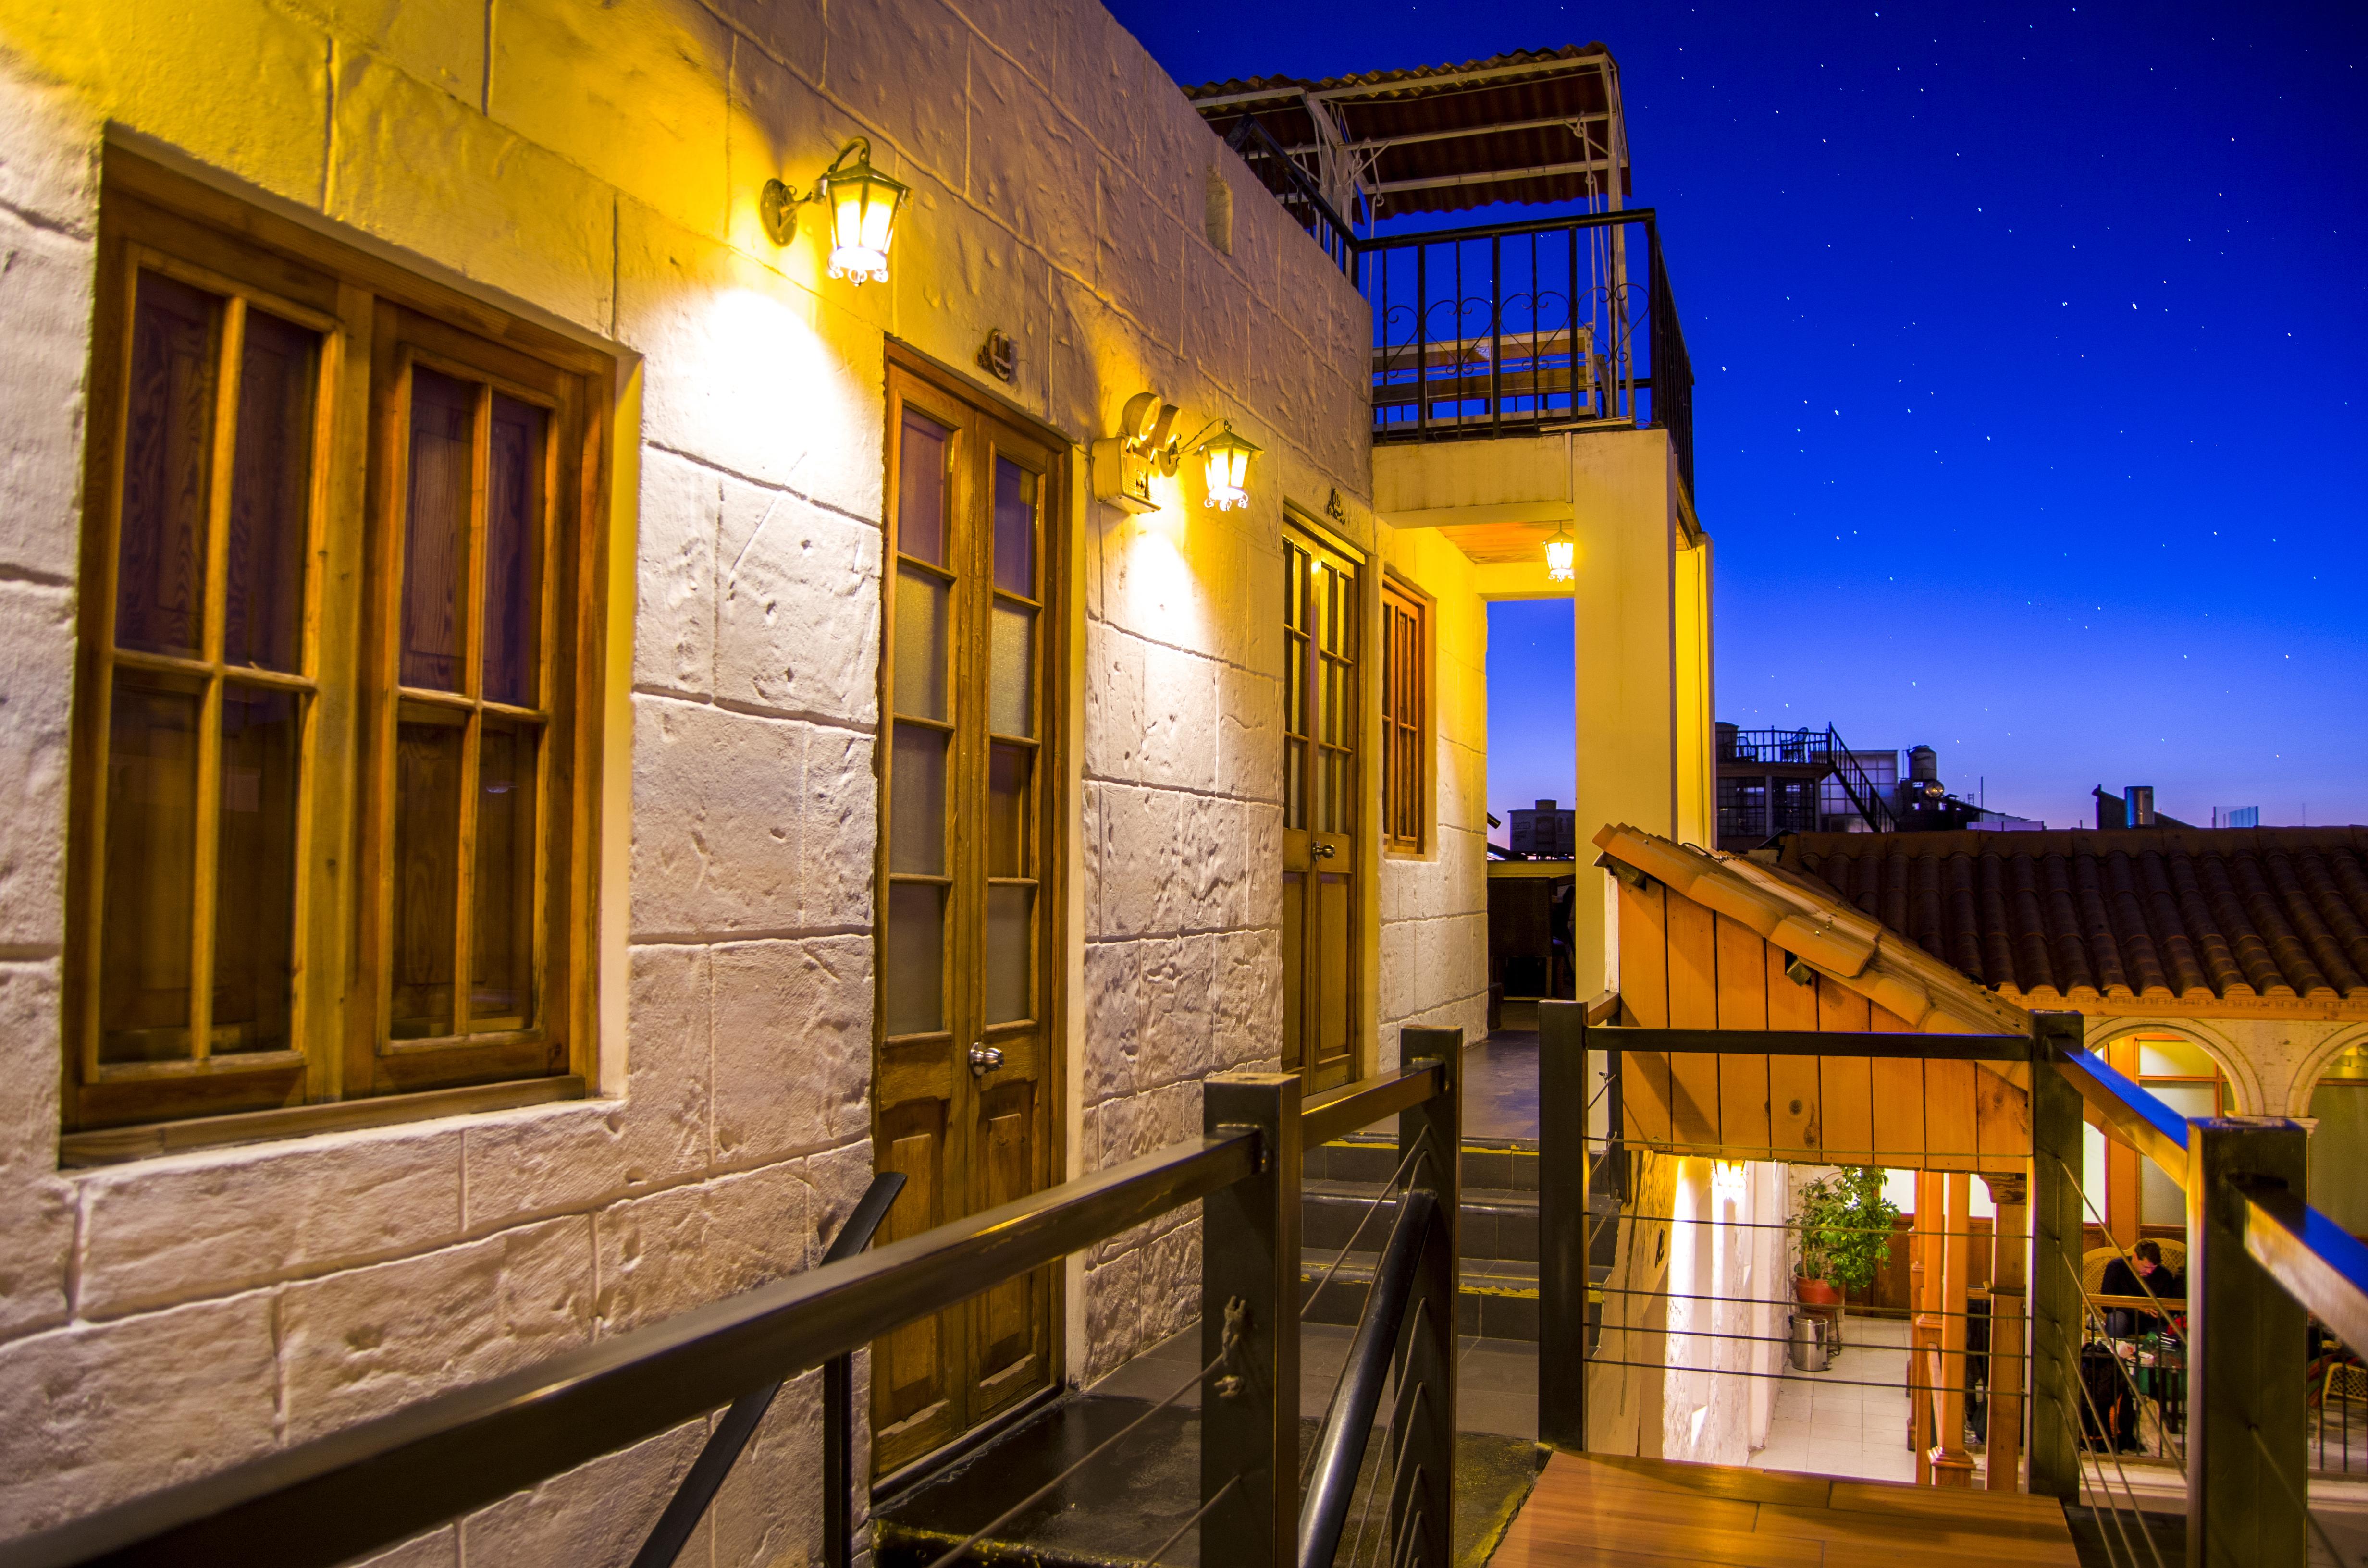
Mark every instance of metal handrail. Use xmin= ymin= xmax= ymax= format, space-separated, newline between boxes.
xmin=12 ymin=1044 xmax=1467 ymax=1568
xmin=2052 ymin=1044 xmax=2191 ymax=1181
xmin=632 ymin=1172 xmax=909 ymax=1568
xmin=0 ymin=1133 xmax=1258 ymax=1568
xmin=1299 ymin=1188 xmax=1441 ymax=1568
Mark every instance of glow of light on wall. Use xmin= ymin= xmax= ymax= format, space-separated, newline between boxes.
xmin=1114 ymin=473 xmax=1211 ymax=648
xmin=1196 ymin=421 xmax=1261 ymax=511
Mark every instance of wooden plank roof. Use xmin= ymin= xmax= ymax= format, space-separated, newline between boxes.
xmin=1183 ymin=45 xmax=1629 ymax=217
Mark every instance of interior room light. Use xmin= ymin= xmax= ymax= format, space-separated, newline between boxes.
xmin=1544 ymin=524 xmax=1577 ymax=582
xmin=1195 ymin=421 xmax=1262 ymax=511
xmin=761 ymin=139 xmax=909 ymax=285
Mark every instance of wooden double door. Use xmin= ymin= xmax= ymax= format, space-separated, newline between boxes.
xmin=1282 ymin=525 xmax=1362 ymax=1094
xmin=872 ymin=356 xmax=1064 ymax=1472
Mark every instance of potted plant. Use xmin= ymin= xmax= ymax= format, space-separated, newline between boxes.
xmin=1791 ymin=1167 xmax=1901 ymax=1319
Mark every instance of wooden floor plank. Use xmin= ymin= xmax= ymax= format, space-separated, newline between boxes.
xmin=1497 ymin=1452 xmax=2081 ymax=1568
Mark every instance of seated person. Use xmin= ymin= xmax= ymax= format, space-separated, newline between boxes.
xmin=2100 ymin=1240 xmax=2183 ymax=1339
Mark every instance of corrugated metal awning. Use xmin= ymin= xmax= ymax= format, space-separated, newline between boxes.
xmin=1183 ymin=45 xmax=1628 ymax=220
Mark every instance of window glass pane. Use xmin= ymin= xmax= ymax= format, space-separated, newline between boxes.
xmin=1286 ymin=738 xmax=1305 ymax=830
xmin=482 ymin=397 xmax=546 ymax=707
xmin=223 ymin=310 xmax=317 ymax=673
xmin=989 ymin=600 xmax=1034 ymax=737
xmin=987 ymin=742 xmax=1029 ymax=879
xmin=100 ymin=676 xmax=200 ymax=1062
xmin=2141 ymin=1081 xmax=2220 ymax=1225
xmin=890 ymin=724 xmax=947 ymax=877
xmin=893 ymin=567 xmax=948 ymax=721
xmin=993 ymin=456 xmax=1036 ymax=597
xmin=2308 ymin=1086 xmax=2368 ymax=1237
xmin=884 ymin=882 xmax=945 ymax=1037
xmin=211 ymin=686 xmax=300 ymax=1054
xmin=897 ymin=408 xmax=950 ymax=566
xmin=985 ymin=883 xmax=1033 ymax=1025
xmin=2137 ymin=1037 xmax=2216 ymax=1078
xmin=402 ymin=368 xmax=475 ymax=691
xmin=117 ymin=271 xmax=221 ymax=658
xmin=471 ymin=719 xmax=537 ymax=1031
xmin=390 ymin=714 xmax=464 ymax=1037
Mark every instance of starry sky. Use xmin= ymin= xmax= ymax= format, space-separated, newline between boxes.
xmin=1104 ymin=0 xmax=2368 ymax=830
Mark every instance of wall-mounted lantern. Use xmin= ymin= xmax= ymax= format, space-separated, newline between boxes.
xmin=761 ymin=139 xmax=909 ymax=285
xmin=1196 ymin=422 xmax=1261 ymax=511
xmin=1543 ymin=523 xmax=1576 ymax=583
xmin=1090 ymin=392 xmax=1181 ymax=513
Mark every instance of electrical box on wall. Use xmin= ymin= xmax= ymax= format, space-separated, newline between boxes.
xmin=1091 ymin=391 xmax=1177 ymax=514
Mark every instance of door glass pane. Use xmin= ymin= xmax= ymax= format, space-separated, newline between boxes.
xmin=117 ymin=271 xmax=222 ymax=658
xmin=99 ymin=675 xmax=200 ymax=1063
xmin=223 ymin=310 xmax=318 ymax=674
xmin=482 ymin=396 xmax=546 ymax=707
xmin=993 ymin=456 xmax=1036 ymax=597
xmin=989 ymin=600 xmax=1034 ymax=737
xmin=211 ymin=685 xmax=300 ymax=1054
xmin=884 ymin=882 xmax=945 ymax=1037
xmin=897 ymin=408 xmax=950 ymax=567
xmin=894 ymin=568 xmax=948 ymax=721
xmin=401 ymin=368 xmax=475 ymax=691
xmin=1285 ymin=738 xmax=1305 ymax=830
xmin=890 ymin=724 xmax=948 ymax=876
xmin=987 ymin=743 xmax=1029 ymax=879
xmin=985 ymin=884 xmax=1034 ymax=1025
xmin=471 ymin=719 xmax=537 ymax=1031
xmin=390 ymin=714 xmax=464 ymax=1038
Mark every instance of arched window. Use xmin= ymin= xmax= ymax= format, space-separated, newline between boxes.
xmin=2309 ymin=1044 xmax=2368 ymax=1239
xmin=2082 ymin=1033 xmax=2226 ymax=1239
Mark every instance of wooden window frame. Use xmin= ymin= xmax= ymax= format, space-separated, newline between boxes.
xmin=60 ymin=151 xmax=614 ymax=1160
xmin=1380 ymin=577 xmax=1431 ymax=856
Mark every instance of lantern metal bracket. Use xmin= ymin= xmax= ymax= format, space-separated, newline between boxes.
xmin=760 ymin=138 xmax=878 ymax=247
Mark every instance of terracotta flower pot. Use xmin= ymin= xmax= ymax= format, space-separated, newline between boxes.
xmin=1794 ymin=1276 xmax=1842 ymax=1309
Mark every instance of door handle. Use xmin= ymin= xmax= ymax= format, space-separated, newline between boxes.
xmin=968 ymin=1042 xmax=1004 ymax=1077
xmin=1313 ymin=843 xmax=1336 ymax=859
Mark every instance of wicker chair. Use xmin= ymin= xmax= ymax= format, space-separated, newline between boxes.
xmin=2080 ymin=1240 xmax=2187 ymax=1305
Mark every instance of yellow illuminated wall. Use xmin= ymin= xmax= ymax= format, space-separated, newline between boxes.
xmin=0 ymin=0 xmax=1399 ymax=1540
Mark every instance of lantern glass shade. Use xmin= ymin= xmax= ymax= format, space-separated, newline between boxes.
xmin=823 ymin=148 xmax=907 ymax=285
xmin=1198 ymin=423 xmax=1261 ymax=511
xmin=1544 ymin=529 xmax=1576 ymax=582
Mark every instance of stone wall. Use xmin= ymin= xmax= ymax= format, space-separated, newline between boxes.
xmin=0 ymin=0 xmax=1403 ymax=1552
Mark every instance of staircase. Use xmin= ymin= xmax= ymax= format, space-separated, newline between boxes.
xmin=1301 ymin=1135 xmax=1620 ymax=1343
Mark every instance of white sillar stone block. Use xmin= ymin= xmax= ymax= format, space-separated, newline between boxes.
xmin=75 ymin=1123 xmax=466 ymax=1320
xmin=708 ymin=935 xmax=872 ymax=1165
xmin=628 ymin=697 xmax=806 ymax=940
xmin=0 ymin=1293 xmax=280 ymax=1534
xmin=634 ymin=448 xmax=721 ymax=700
xmin=0 ymin=207 xmax=92 ymax=586
xmin=593 ymin=1159 xmax=814 ymax=1335
xmin=0 ymin=582 xmax=72 ymax=952
xmin=456 ymin=1420 xmax=707 ymax=1568
xmin=715 ymin=478 xmax=881 ymax=728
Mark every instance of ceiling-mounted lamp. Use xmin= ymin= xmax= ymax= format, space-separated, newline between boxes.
xmin=760 ymin=138 xmax=909 ymax=285
xmin=1543 ymin=523 xmax=1576 ymax=583
xmin=1194 ymin=421 xmax=1262 ymax=511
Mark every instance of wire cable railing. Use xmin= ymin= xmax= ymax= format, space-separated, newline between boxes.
xmin=2 ymin=1035 xmax=1471 ymax=1568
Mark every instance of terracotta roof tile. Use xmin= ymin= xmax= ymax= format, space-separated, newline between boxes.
xmin=1777 ymin=828 xmax=2368 ymax=1005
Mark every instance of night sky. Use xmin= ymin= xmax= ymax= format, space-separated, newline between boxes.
xmin=1104 ymin=0 xmax=2368 ymax=830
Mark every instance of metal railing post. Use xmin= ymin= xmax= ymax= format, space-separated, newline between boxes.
xmin=1202 ymin=1071 xmax=1302 ymax=1568
xmin=1394 ymin=1028 xmax=1461 ymax=1568
xmin=2027 ymin=1011 xmax=2084 ymax=1502
xmin=1539 ymin=999 xmax=1587 ymax=1450
xmin=2189 ymin=1117 xmax=2311 ymax=1568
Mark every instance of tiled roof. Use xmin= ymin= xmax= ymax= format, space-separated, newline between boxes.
xmin=1777 ymin=828 xmax=2368 ymax=1007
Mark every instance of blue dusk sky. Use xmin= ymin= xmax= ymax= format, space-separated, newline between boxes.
xmin=1104 ymin=0 xmax=2368 ymax=831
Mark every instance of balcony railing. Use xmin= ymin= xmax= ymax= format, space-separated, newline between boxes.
xmin=1363 ymin=211 xmax=1692 ymax=494
xmin=1216 ymin=120 xmax=1697 ymax=498
xmin=8 ymin=1036 xmax=1467 ymax=1568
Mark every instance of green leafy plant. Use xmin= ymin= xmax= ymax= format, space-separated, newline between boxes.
xmin=1791 ymin=1167 xmax=1901 ymax=1292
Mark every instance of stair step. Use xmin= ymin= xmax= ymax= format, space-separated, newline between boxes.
xmin=1301 ymin=1249 xmax=1542 ymax=1340
xmin=1302 ymin=1183 xmax=1538 ymax=1264
xmin=1307 ymin=1133 xmax=1539 ymax=1193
